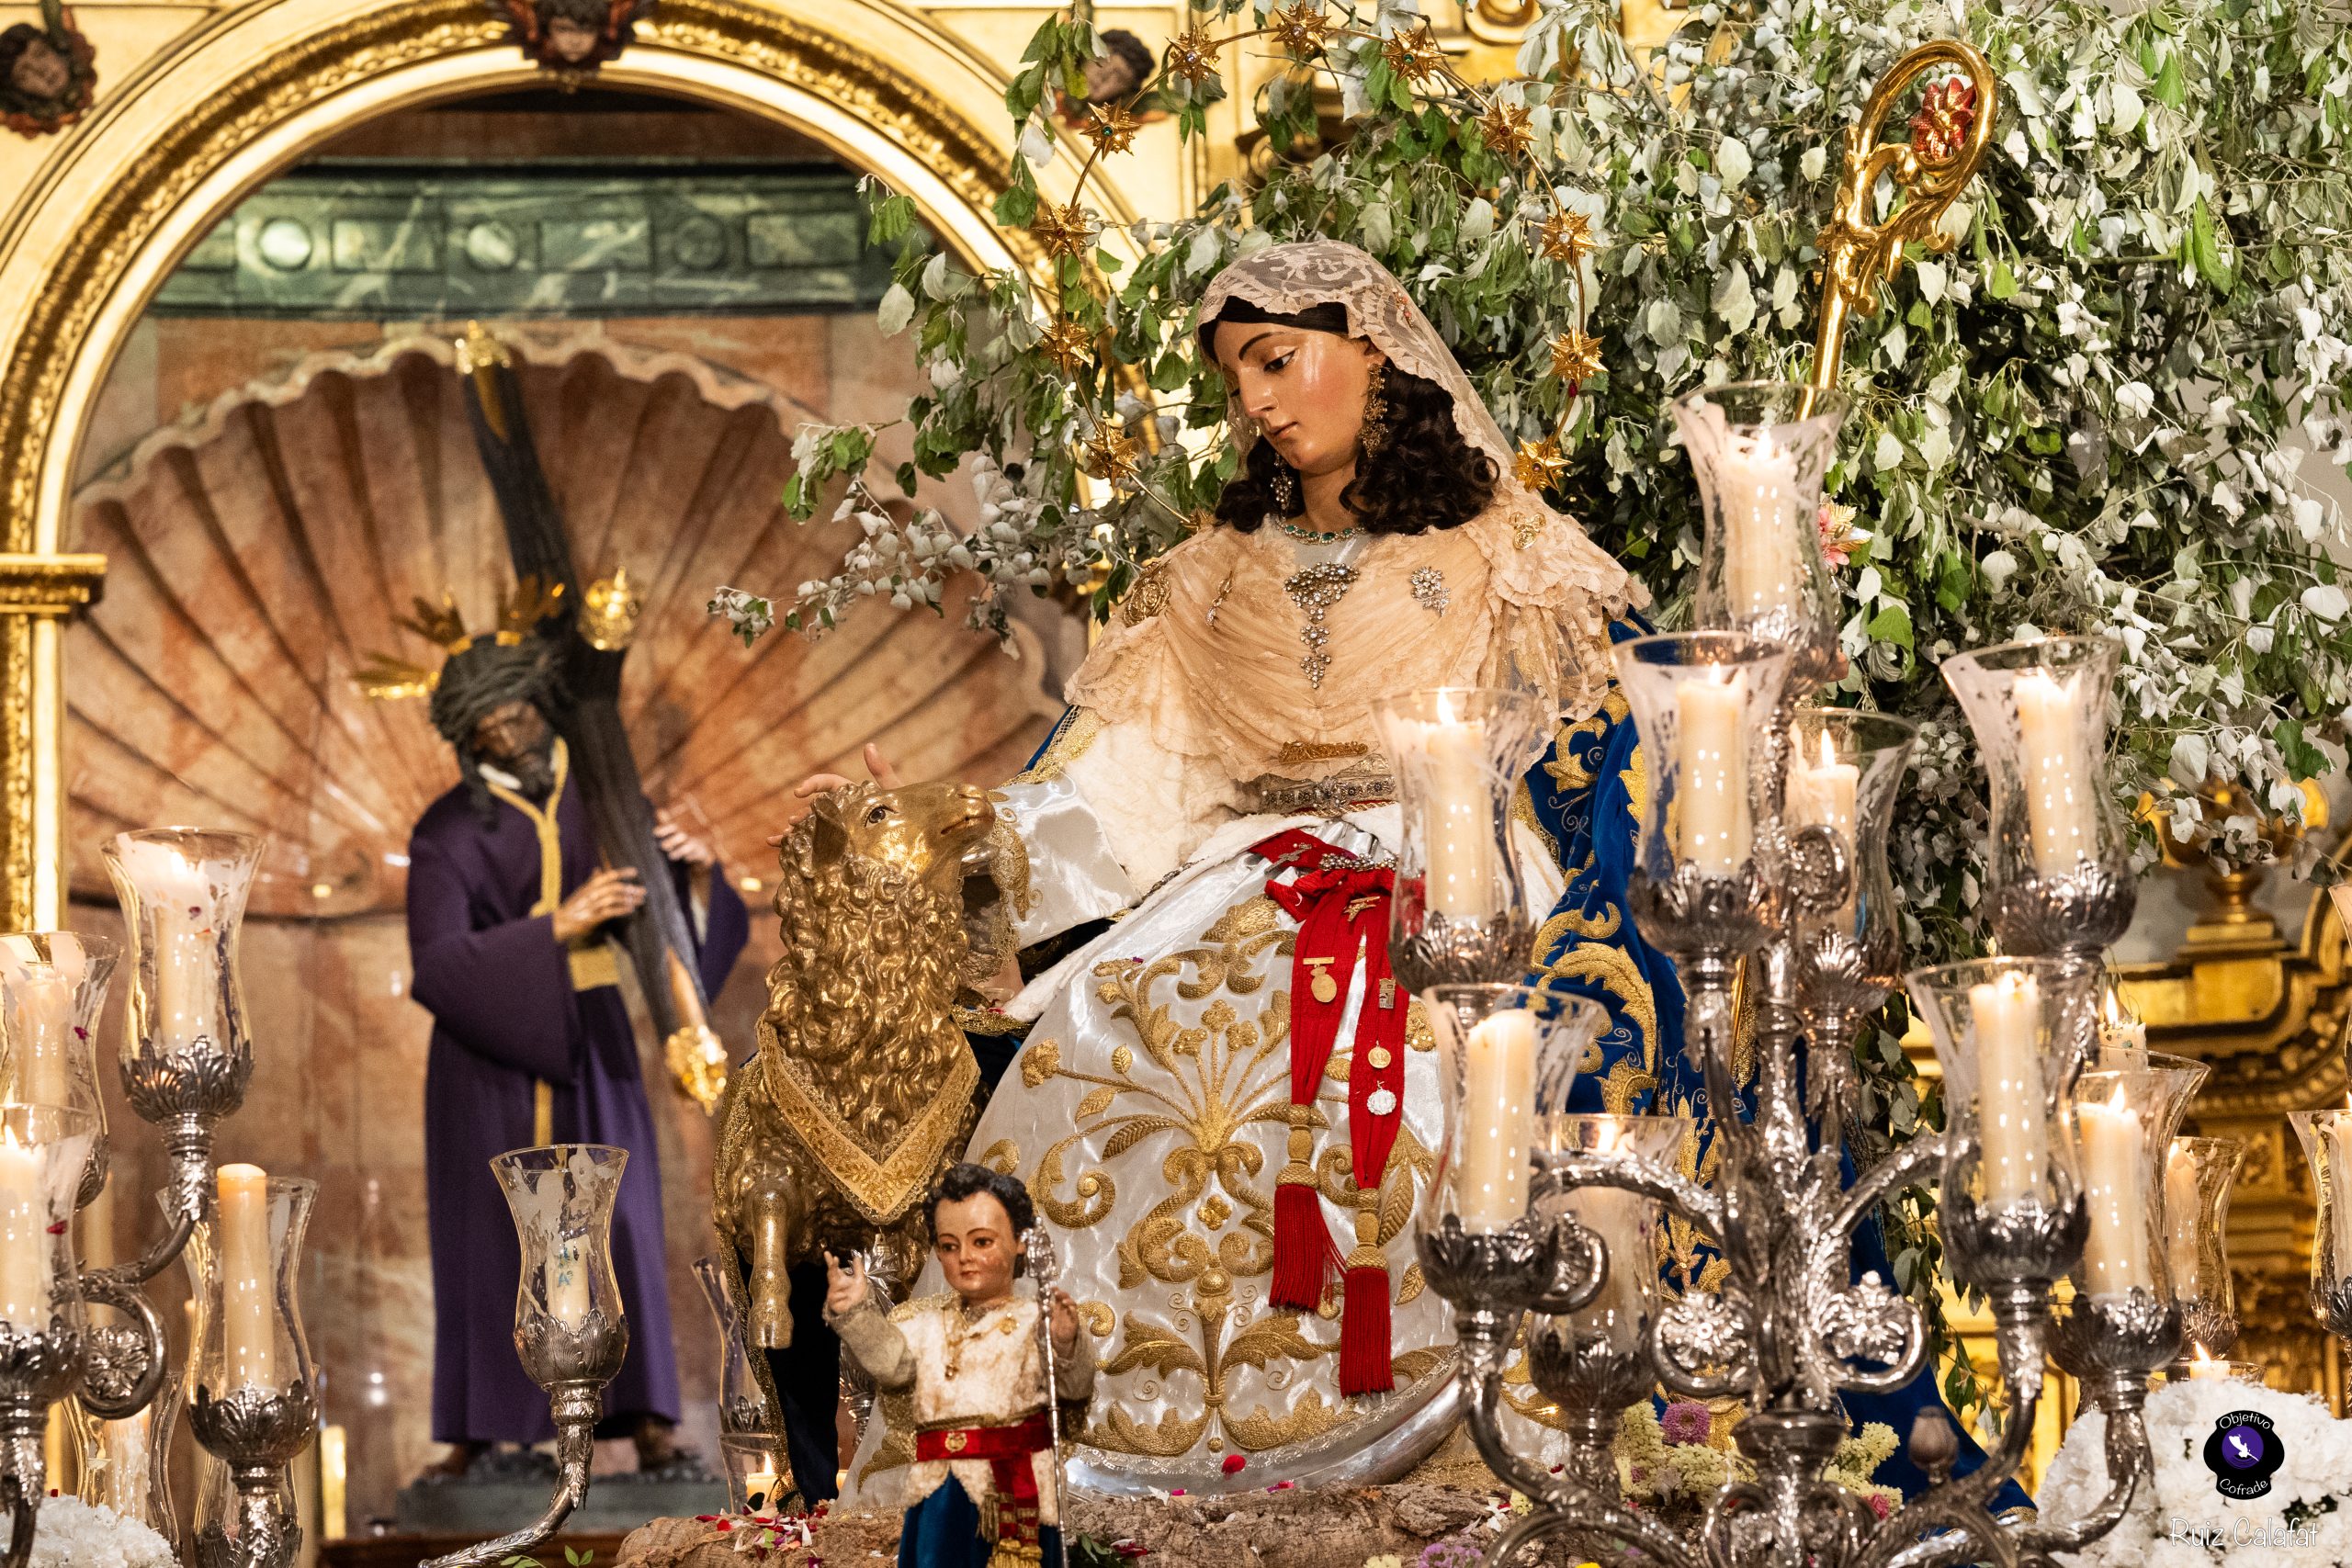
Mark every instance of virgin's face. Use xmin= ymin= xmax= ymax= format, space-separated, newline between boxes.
xmin=1212 ymin=320 xmax=1381 ymax=479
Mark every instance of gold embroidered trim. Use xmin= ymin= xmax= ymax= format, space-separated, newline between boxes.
xmin=759 ymin=1048 xmax=981 ymax=1226
xmin=1275 ymin=739 xmax=1370 ymax=765
xmin=1011 ymin=707 xmax=1105 ymax=784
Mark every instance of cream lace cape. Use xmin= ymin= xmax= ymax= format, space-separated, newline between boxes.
xmin=1064 ymin=239 xmax=1643 ymax=783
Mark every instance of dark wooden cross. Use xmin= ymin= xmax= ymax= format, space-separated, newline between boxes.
xmin=455 ymin=332 xmax=712 ymax=1065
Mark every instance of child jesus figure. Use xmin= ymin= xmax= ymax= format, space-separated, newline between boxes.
xmin=825 ymin=1163 xmax=1093 ymax=1568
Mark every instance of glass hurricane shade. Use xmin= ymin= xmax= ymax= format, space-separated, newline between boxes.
xmin=1534 ymin=1112 xmax=1690 ymax=1353
xmin=2289 ymin=1110 xmax=2352 ymax=1299
xmin=0 ymin=931 xmax=116 ymax=1209
xmin=1417 ymin=986 xmax=1609 ymax=1236
xmin=0 ymin=1103 xmax=96 ymax=1344
xmin=1939 ymin=637 xmax=2126 ymax=893
xmin=101 ymin=829 xmax=264 ymax=1107
xmin=2066 ymin=1053 xmax=2208 ymax=1304
xmin=1674 ymin=380 xmax=1851 ymax=667
xmin=1781 ymin=708 xmax=1917 ymax=943
xmin=1372 ymin=687 xmax=1547 ymax=924
xmin=189 ymin=1170 xmax=318 ymax=1408
xmin=1611 ymin=632 xmax=1798 ymax=882
xmin=1905 ymin=957 xmax=2094 ymax=1284
xmin=2165 ymin=1135 xmax=2245 ymax=1355
xmin=491 ymin=1144 xmax=632 ymax=1388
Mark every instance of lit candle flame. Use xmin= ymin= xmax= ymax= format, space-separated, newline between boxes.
xmin=1819 ymin=729 xmax=1838 ymax=770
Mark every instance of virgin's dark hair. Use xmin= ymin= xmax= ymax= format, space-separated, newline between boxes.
xmin=1198 ymin=299 xmax=1498 ymax=536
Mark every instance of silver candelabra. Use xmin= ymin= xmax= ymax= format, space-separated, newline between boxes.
xmin=1402 ymin=382 xmax=2184 ymax=1568
xmin=0 ymin=830 xmax=315 ymax=1567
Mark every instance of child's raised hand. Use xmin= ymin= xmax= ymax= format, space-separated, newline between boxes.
xmin=824 ymin=1248 xmax=868 ymax=1316
xmin=1047 ymin=1287 xmax=1080 ymax=1356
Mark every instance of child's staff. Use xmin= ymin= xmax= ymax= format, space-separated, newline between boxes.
xmin=1027 ymin=1225 xmax=1069 ymax=1529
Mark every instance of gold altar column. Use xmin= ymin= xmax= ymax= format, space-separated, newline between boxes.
xmin=0 ymin=554 xmax=106 ymax=932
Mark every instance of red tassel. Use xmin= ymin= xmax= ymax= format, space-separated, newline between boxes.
xmin=1271 ymin=1183 xmax=1339 ymax=1310
xmin=1339 ymin=1261 xmax=1395 ymax=1395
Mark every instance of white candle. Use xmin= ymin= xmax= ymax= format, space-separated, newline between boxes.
xmin=0 ymin=935 xmax=83 ymax=1108
xmin=1454 ymin=1010 xmax=1536 ymax=1232
xmin=743 ymin=1469 xmax=779 ymax=1514
xmin=116 ymin=837 xmax=215 ymax=1045
xmin=2324 ymin=1116 xmax=2352 ymax=1279
xmin=2078 ymin=1086 xmax=2154 ymax=1298
xmin=2164 ymin=1142 xmax=2202 ymax=1298
xmin=1788 ymin=728 xmax=1860 ymax=844
xmin=1414 ymin=694 xmax=1501 ymax=918
xmin=1676 ymin=672 xmax=1749 ymax=874
xmin=1567 ymin=1151 xmax=1653 ymax=1333
xmin=2013 ymin=671 xmax=2094 ymax=875
xmin=97 ymin=1415 xmax=149 ymax=1517
xmin=1715 ymin=429 xmax=1804 ymax=622
xmin=2186 ymin=1345 xmax=2226 ymax=1380
xmin=219 ymin=1164 xmax=277 ymax=1390
xmin=0 ymin=1133 xmax=47 ymax=1330
xmin=2099 ymin=987 xmax=2147 ymax=1055
xmin=1969 ymin=972 xmax=2048 ymax=1206
xmin=546 ymin=1237 xmax=593 ymax=1326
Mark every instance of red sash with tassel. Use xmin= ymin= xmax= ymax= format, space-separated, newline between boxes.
xmin=1256 ymin=829 xmax=1409 ymax=1394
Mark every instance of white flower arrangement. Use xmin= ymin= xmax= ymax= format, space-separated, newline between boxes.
xmin=2037 ymin=1377 xmax=2352 ymax=1564
xmin=0 ymin=1495 xmax=174 ymax=1568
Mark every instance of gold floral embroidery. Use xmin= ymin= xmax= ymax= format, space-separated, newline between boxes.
xmin=1017 ymin=895 xmax=1439 ymax=1459
xmin=1011 ymin=707 xmax=1105 ymax=784
xmin=978 ymin=1138 xmax=1022 ymax=1174
xmin=1622 ymin=742 xmax=1649 ymax=829
xmin=1510 ymin=777 xmax=1559 ymax=866
xmin=1120 ymin=558 xmax=1173 ymax=626
xmin=1542 ymin=942 xmax=1658 ymax=1066
xmin=1600 ymin=1056 xmax=1659 ymax=1115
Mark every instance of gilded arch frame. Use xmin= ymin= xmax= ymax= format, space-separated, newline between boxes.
xmin=0 ymin=0 xmax=1096 ymax=929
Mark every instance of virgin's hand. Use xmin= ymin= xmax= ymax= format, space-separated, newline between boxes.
xmin=824 ymin=1251 xmax=869 ymax=1316
xmin=550 ymin=867 xmax=643 ymax=943
xmin=1047 ymin=1287 xmax=1080 ymax=1356
xmin=773 ymin=744 xmax=905 ymax=841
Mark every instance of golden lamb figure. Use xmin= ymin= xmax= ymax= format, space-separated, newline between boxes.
xmin=714 ymin=777 xmax=999 ymax=1348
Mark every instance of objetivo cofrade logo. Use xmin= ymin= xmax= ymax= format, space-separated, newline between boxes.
xmin=2202 ymin=1409 xmax=2285 ymax=1500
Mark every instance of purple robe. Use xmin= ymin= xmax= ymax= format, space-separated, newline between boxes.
xmin=407 ymin=775 xmax=749 ymax=1444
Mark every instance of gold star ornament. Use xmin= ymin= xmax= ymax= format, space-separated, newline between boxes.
xmin=1381 ymin=22 xmax=1444 ymax=85
xmin=1039 ymin=317 xmax=1095 ymax=376
xmin=1538 ymin=209 xmax=1593 ymax=264
xmin=1081 ymin=423 xmax=1142 ymax=487
xmin=1030 ymin=199 xmax=1100 ymax=262
xmin=1167 ymin=23 xmax=1221 ymax=86
xmin=1476 ymin=99 xmax=1533 ymax=161
xmin=1514 ymin=435 xmax=1570 ymax=494
xmin=1083 ymin=101 xmax=1141 ymax=157
xmin=1548 ymin=328 xmax=1603 ymax=384
xmin=1267 ymin=2 xmax=1332 ymax=57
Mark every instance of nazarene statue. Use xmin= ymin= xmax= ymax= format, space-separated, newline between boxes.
xmin=371 ymin=582 xmax=751 ymax=1479
xmin=810 ymin=241 xmax=2006 ymax=1505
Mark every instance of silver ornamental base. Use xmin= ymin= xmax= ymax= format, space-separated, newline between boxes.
xmin=189 ymin=1383 xmax=319 ymax=1568
xmin=419 ymin=1380 xmax=606 ymax=1568
xmin=1387 ymin=909 xmax=1539 ymax=995
xmin=2313 ymin=1274 xmax=2352 ymax=1339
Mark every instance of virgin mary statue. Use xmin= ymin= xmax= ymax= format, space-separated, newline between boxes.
xmin=841 ymin=242 xmax=1984 ymax=1509
xmin=828 ymin=239 xmax=1686 ymax=1503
